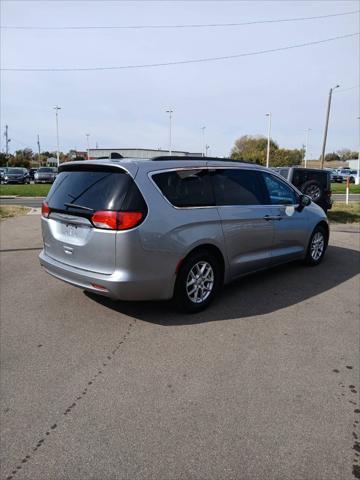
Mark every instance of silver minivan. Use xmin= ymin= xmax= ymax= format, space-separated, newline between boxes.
xmin=39 ymin=157 xmax=329 ymax=312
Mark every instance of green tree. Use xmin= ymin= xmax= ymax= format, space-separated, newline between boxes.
xmin=230 ymin=135 xmax=278 ymax=165
xmin=0 ymin=152 xmax=9 ymax=167
xmin=10 ymin=149 xmax=34 ymax=168
xmin=336 ymin=149 xmax=358 ymax=161
xmin=324 ymin=152 xmax=340 ymax=162
xmin=272 ymin=148 xmax=303 ymax=167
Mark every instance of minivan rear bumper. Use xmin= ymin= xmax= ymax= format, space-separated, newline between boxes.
xmin=39 ymin=249 xmax=174 ymax=301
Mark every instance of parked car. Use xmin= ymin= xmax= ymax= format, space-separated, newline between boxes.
xmin=338 ymin=169 xmax=358 ymax=183
xmin=39 ymin=157 xmax=329 ymax=312
xmin=0 ymin=167 xmax=8 ymax=184
xmin=274 ymin=167 xmax=332 ymax=213
xmin=34 ymin=167 xmax=57 ymax=183
xmin=3 ymin=167 xmax=30 ymax=184
xmin=330 ymin=169 xmax=343 ymax=183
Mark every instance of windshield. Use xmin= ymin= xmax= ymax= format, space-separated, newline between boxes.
xmin=8 ymin=168 xmax=23 ymax=174
xmin=38 ymin=168 xmax=54 ymax=173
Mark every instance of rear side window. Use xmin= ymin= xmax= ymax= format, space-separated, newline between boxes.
xmin=152 ymin=169 xmax=215 ymax=207
xmin=212 ymin=169 xmax=266 ymax=205
xmin=47 ymin=167 xmax=146 ymax=213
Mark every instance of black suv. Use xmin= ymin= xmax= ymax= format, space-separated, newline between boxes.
xmin=274 ymin=167 xmax=332 ymax=213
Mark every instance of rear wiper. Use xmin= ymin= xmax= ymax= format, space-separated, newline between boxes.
xmin=64 ymin=202 xmax=94 ymax=212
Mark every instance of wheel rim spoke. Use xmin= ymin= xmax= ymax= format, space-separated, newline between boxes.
xmin=186 ymin=261 xmax=214 ymax=304
xmin=311 ymin=232 xmax=324 ymax=260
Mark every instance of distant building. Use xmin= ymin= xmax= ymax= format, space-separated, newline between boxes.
xmin=88 ymin=147 xmax=202 ymax=160
xmin=68 ymin=150 xmax=87 ymax=161
xmin=47 ymin=157 xmax=57 ymax=166
xmin=348 ymin=158 xmax=360 ymax=170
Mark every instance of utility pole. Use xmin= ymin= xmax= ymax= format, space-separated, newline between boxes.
xmin=201 ymin=126 xmax=206 ymax=157
xmin=304 ymin=128 xmax=311 ymax=168
xmin=265 ymin=112 xmax=272 ymax=168
xmin=205 ymin=144 xmax=210 ymax=156
xmin=37 ymin=134 xmax=41 ymax=165
xmin=320 ymin=84 xmax=339 ymax=169
xmin=86 ymin=133 xmax=90 ymax=160
xmin=166 ymin=108 xmax=173 ymax=155
xmin=4 ymin=125 xmax=11 ymax=166
xmin=53 ymin=106 xmax=61 ymax=167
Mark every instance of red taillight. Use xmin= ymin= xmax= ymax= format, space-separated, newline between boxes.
xmin=91 ymin=211 xmax=143 ymax=230
xmin=92 ymin=211 xmax=118 ymax=229
xmin=118 ymin=211 xmax=143 ymax=230
xmin=41 ymin=201 xmax=50 ymax=218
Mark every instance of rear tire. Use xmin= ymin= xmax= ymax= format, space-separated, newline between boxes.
xmin=304 ymin=225 xmax=327 ymax=266
xmin=173 ymin=249 xmax=221 ymax=313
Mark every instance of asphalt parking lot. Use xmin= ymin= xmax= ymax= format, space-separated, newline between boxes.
xmin=1 ymin=214 xmax=359 ymax=480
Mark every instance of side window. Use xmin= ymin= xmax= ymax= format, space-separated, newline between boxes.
xmin=263 ymin=173 xmax=298 ymax=205
xmin=212 ymin=169 xmax=265 ymax=206
xmin=152 ymin=169 xmax=214 ymax=207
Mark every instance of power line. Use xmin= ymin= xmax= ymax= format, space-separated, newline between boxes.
xmin=1 ymin=10 xmax=358 ymax=30
xmin=1 ymin=32 xmax=358 ymax=72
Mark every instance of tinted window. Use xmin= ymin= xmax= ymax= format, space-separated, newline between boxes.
xmin=263 ymin=173 xmax=298 ymax=205
xmin=47 ymin=167 xmax=146 ymax=213
xmin=278 ymin=168 xmax=289 ymax=179
xmin=153 ymin=169 xmax=214 ymax=207
xmin=291 ymin=169 xmax=329 ymax=188
xmin=212 ymin=169 xmax=265 ymax=206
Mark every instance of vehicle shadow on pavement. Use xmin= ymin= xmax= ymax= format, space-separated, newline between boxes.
xmin=86 ymin=245 xmax=359 ymax=325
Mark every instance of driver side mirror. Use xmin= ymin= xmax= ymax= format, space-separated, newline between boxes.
xmin=297 ymin=194 xmax=311 ymax=211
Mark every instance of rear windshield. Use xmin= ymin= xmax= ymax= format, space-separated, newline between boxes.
xmin=38 ymin=167 xmax=54 ymax=173
xmin=47 ymin=167 xmax=146 ymax=213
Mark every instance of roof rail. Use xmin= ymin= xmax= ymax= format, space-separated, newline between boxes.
xmin=151 ymin=155 xmax=254 ymax=164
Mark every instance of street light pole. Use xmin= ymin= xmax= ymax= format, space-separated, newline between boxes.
xmin=265 ymin=112 xmax=272 ymax=168
xmin=53 ymin=106 xmax=61 ymax=167
xmin=205 ymin=144 xmax=210 ymax=156
xmin=4 ymin=125 xmax=11 ymax=167
xmin=166 ymin=108 xmax=173 ymax=155
xmin=201 ymin=126 xmax=206 ymax=157
xmin=304 ymin=128 xmax=311 ymax=168
xmin=86 ymin=134 xmax=90 ymax=160
xmin=320 ymin=84 xmax=339 ymax=169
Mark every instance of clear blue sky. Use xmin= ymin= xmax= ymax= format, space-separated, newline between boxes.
xmin=0 ymin=0 xmax=359 ymax=158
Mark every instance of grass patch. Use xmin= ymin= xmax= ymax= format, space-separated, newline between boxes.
xmin=331 ymin=183 xmax=360 ymax=194
xmin=0 ymin=205 xmax=30 ymax=220
xmin=0 ymin=183 xmax=51 ymax=197
xmin=328 ymin=202 xmax=360 ymax=223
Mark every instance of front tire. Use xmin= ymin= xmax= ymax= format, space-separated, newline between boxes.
xmin=304 ymin=225 xmax=327 ymax=266
xmin=173 ymin=250 xmax=221 ymax=313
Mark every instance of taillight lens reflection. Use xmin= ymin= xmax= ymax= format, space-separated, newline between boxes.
xmin=91 ymin=211 xmax=143 ymax=230
xmin=41 ymin=201 xmax=50 ymax=218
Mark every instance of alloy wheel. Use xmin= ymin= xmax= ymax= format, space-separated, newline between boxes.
xmin=186 ymin=261 xmax=214 ymax=304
